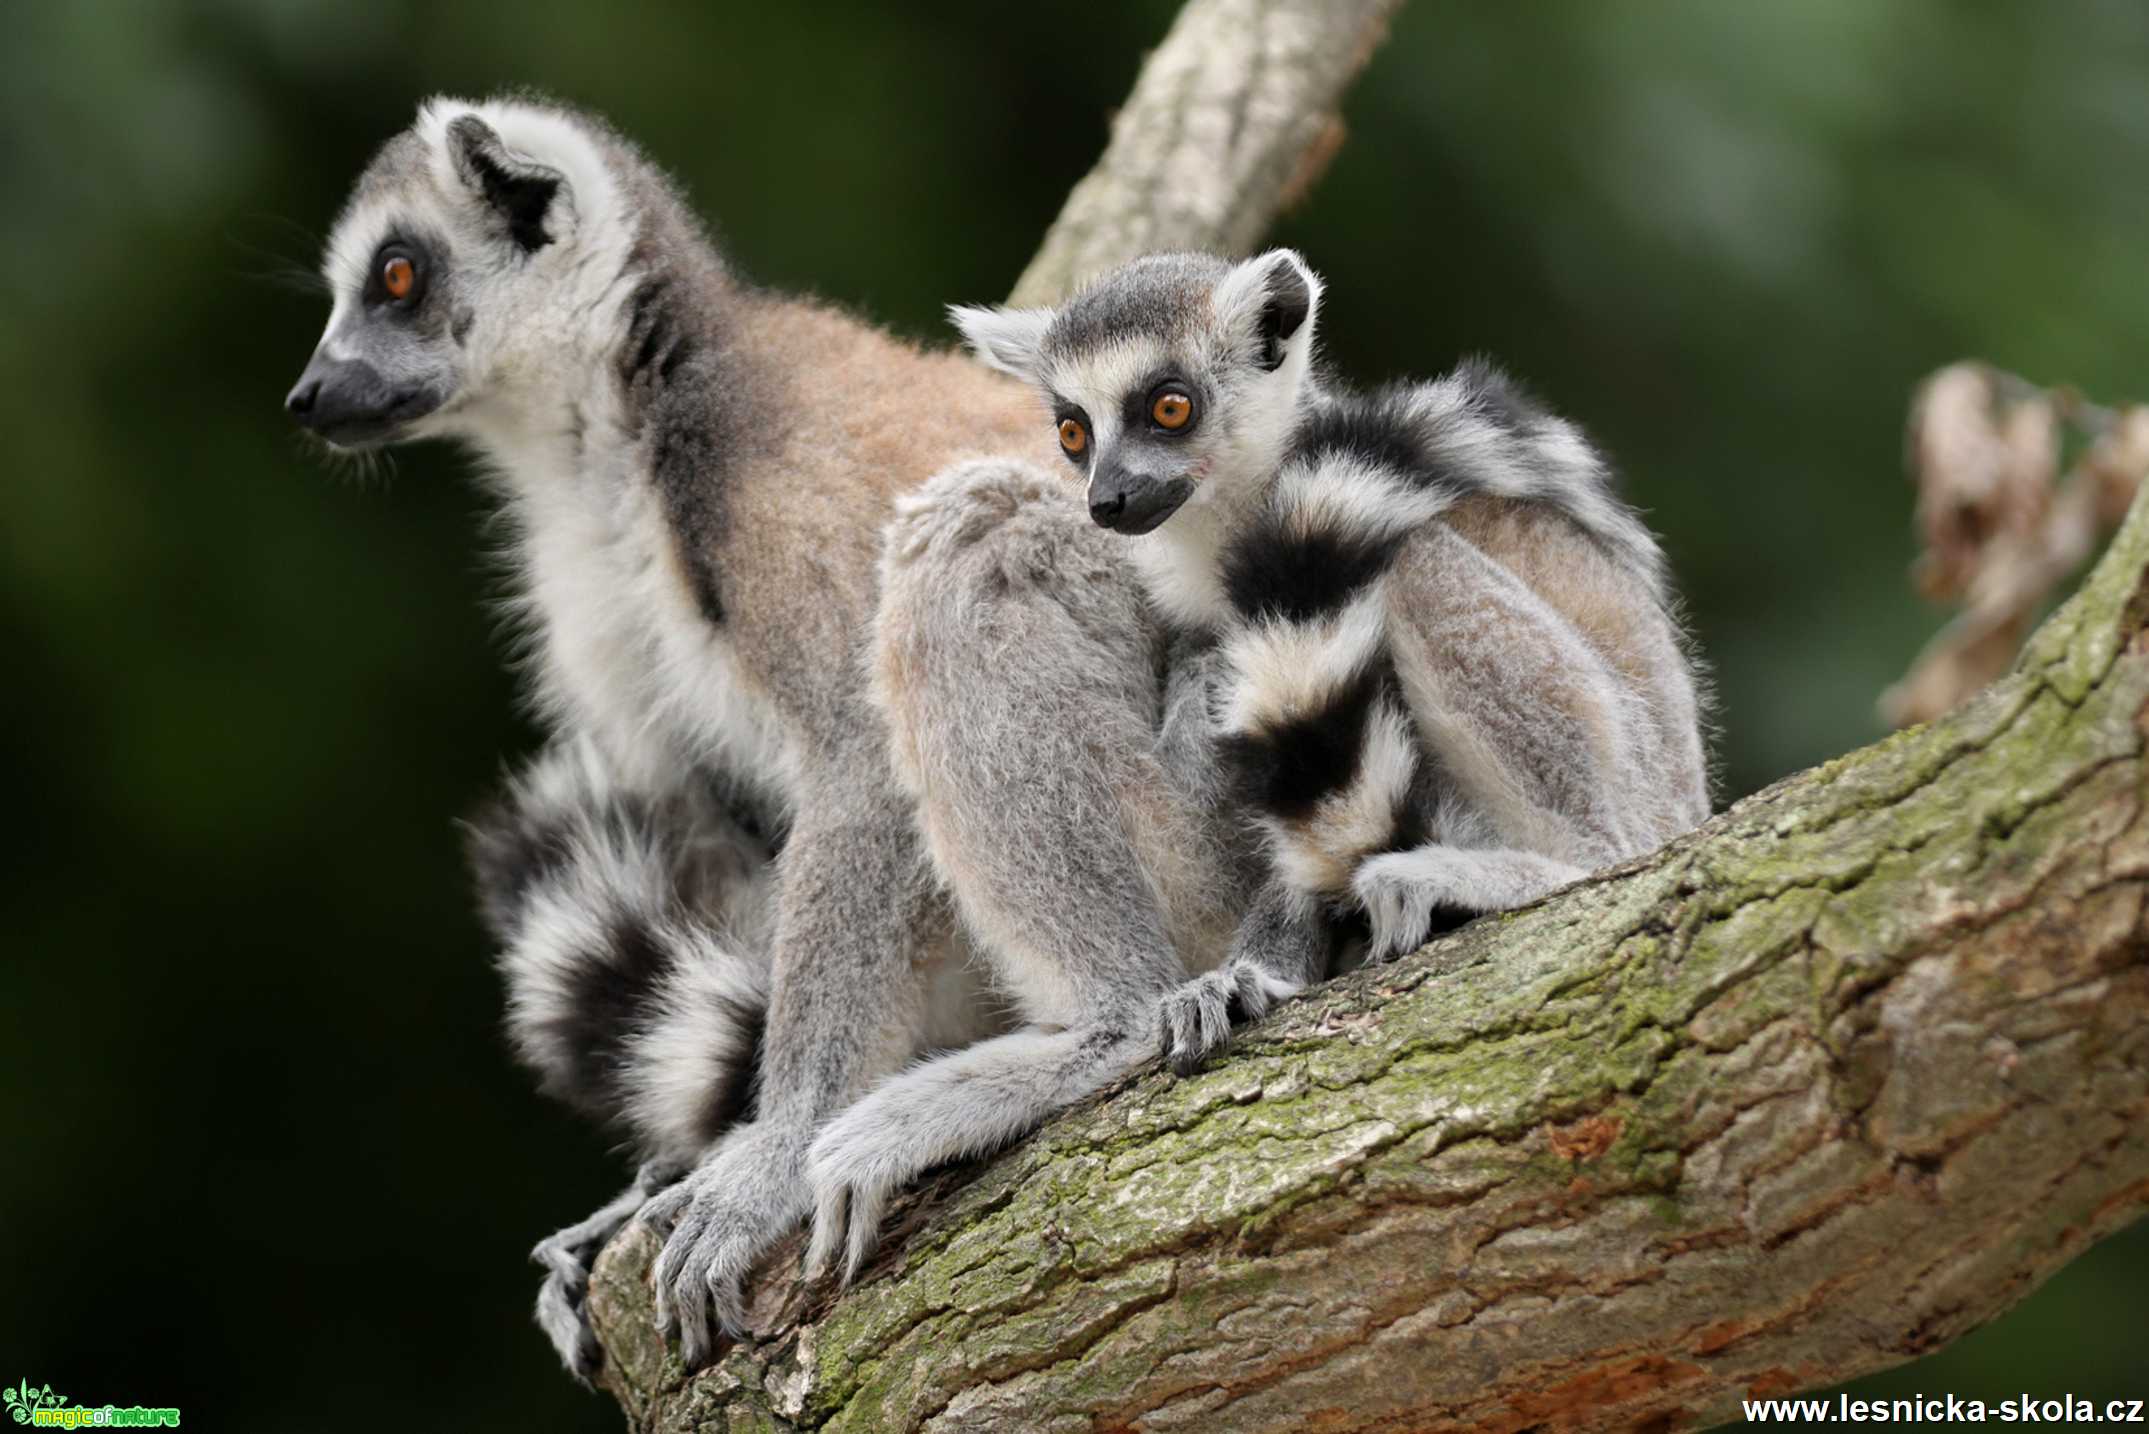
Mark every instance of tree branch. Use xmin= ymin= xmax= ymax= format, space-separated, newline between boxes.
xmin=590 ymin=471 xmax=2149 ymax=1434
xmin=1005 ymin=0 xmax=1402 ymax=309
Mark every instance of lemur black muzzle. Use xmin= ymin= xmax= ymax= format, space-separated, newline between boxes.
xmin=285 ymin=354 xmax=441 ymax=446
xmin=1088 ymin=467 xmax=1195 ymax=536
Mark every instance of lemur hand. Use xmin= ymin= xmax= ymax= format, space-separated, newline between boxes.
xmin=1157 ymin=958 xmax=1308 ymax=1075
xmin=640 ymin=1123 xmax=810 ymax=1366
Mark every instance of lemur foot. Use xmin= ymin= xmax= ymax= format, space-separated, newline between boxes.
xmin=531 ymin=1160 xmax=683 ymax=1383
xmin=1158 ymin=959 xmax=1306 ymax=1075
xmin=640 ymin=1125 xmax=809 ymax=1367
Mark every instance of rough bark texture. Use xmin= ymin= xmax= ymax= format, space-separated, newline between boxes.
xmin=1004 ymin=0 xmax=1401 ymax=309
xmin=585 ymin=479 xmax=2149 ymax=1434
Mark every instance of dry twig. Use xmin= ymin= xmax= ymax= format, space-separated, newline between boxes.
xmin=1883 ymin=361 xmax=2149 ymax=727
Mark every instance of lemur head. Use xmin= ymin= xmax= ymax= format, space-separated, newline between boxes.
xmin=287 ymin=97 xmax=625 ymax=449
xmin=953 ymin=250 xmax=1324 ymax=534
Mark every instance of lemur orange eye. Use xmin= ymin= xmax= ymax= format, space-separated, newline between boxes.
xmin=1058 ymin=417 xmax=1088 ymax=455
xmin=1151 ymin=391 xmax=1193 ymax=429
xmin=382 ymin=254 xmax=415 ymax=300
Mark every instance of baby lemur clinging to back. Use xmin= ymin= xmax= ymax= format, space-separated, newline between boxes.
xmin=956 ymin=250 xmax=1711 ymax=1068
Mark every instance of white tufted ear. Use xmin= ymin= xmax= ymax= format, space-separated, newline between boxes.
xmin=948 ymin=304 xmax=1056 ymax=381
xmin=445 ymin=113 xmax=571 ymax=253
xmin=1212 ymin=249 xmax=1324 ymax=373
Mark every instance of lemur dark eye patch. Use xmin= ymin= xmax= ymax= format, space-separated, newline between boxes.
xmin=1122 ymin=374 xmax=1201 ymax=436
xmin=364 ymin=239 xmax=430 ymax=310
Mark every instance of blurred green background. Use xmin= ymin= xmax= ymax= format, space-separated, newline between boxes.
xmin=3 ymin=1 xmax=2143 ymax=1427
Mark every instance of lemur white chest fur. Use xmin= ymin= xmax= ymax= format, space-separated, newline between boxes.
xmin=1124 ymin=482 xmax=1251 ymax=631
xmin=473 ymin=399 xmax=797 ymax=802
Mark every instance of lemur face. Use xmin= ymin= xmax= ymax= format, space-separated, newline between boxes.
xmin=954 ymin=249 xmax=1323 ymax=534
xmin=287 ymin=102 xmax=594 ymax=449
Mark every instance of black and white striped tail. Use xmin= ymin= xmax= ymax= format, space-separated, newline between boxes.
xmin=1213 ymin=590 xmax=1420 ymax=904
xmin=465 ymin=739 xmax=773 ymax=1166
xmin=1213 ymin=360 xmax=1664 ymax=904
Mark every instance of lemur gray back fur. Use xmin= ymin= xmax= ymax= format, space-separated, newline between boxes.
xmin=956 ymin=250 xmax=1711 ymax=958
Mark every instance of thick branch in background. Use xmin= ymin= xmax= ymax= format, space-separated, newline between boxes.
xmin=585 ymin=6 xmax=2149 ymax=1427
xmin=1005 ymin=0 xmax=1401 ymax=309
xmin=588 ymin=490 xmax=2149 ymax=1429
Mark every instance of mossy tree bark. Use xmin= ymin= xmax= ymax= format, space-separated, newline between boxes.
xmin=587 ymin=2 xmax=2149 ymax=1426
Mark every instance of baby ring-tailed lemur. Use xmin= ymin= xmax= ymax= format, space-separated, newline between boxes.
xmin=955 ymin=250 xmax=1712 ymax=1067
xmin=289 ymin=97 xmax=1290 ymax=1379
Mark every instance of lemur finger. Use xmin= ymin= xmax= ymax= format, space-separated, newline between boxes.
xmin=697 ymin=1227 xmax=760 ymax=1346
xmin=805 ymin=1185 xmax=849 ymax=1284
xmin=652 ymin=1273 xmax=679 ymax=1341
xmin=1194 ymin=977 xmax=1233 ymax=1058
xmin=675 ymin=1287 xmax=715 ymax=1370
xmin=1225 ymin=962 xmax=1271 ymax=1023
xmin=1162 ymin=994 xmax=1203 ymax=1075
xmin=844 ymin=1181 xmax=889 ymax=1286
xmin=657 ymin=1228 xmax=718 ymax=1366
xmin=638 ymin=1180 xmax=692 ymax=1236
xmin=649 ymin=1214 xmax=699 ymax=1341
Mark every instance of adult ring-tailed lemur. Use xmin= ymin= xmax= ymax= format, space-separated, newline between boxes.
xmin=288 ymin=97 xmax=1707 ymax=1381
xmin=288 ymin=96 xmax=1275 ymax=1378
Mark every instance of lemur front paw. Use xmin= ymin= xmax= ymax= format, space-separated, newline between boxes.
xmin=1157 ymin=960 xmax=1305 ymax=1075
xmin=639 ymin=1126 xmax=809 ymax=1367
xmin=1354 ymin=852 xmax=1477 ymax=963
xmin=1353 ymin=847 xmax=1581 ymax=962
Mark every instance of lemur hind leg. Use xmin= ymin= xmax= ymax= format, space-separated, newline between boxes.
xmin=805 ymin=459 xmax=1247 ymax=1281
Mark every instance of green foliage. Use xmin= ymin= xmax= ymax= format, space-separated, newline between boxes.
xmin=1 ymin=2 xmax=2143 ymax=1428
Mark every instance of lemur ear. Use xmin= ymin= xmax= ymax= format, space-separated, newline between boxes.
xmin=1216 ymin=249 xmax=1323 ymax=373
xmin=447 ymin=115 xmax=568 ymax=254
xmin=949 ymin=304 xmax=1054 ymax=382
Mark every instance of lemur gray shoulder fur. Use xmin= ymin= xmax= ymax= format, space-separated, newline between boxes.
xmin=292 ymin=98 xmax=1285 ymax=1380
xmin=956 ymin=250 xmax=1712 ymax=1060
